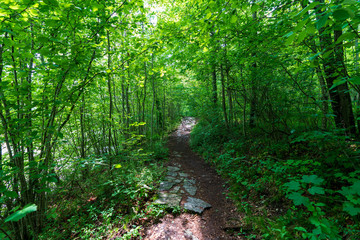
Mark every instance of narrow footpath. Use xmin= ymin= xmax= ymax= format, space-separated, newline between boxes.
xmin=144 ymin=118 xmax=243 ymax=240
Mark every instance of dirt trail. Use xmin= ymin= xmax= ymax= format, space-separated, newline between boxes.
xmin=144 ymin=118 xmax=243 ymax=240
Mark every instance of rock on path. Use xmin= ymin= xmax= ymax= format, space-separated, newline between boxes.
xmin=154 ymin=163 xmax=211 ymax=214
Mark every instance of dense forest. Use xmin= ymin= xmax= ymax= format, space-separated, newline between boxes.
xmin=0 ymin=0 xmax=359 ymax=239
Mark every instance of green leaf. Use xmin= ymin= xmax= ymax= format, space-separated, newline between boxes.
xmin=335 ymin=32 xmax=357 ymax=43
xmin=322 ymin=50 xmax=333 ymax=59
xmin=302 ymin=175 xmax=324 ymax=185
xmin=283 ymin=31 xmax=294 ymax=38
xmin=310 ymin=59 xmax=319 ymax=67
xmin=43 ymin=0 xmax=59 ymax=7
xmin=306 ymin=24 xmax=317 ymax=35
xmin=46 ymin=177 xmax=58 ymax=183
xmin=4 ymin=191 xmax=18 ymax=198
xmin=2 ymin=29 xmax=16 ymax=36
xmin=0 ymin=8 xmax=9 ymax=17
xmin=205 ymin=12 xmax=212 ymax=19
xmin=309 ymin=216 xmax=321 ymax=226
xmin=349 ymin=180 xmax=360 ymax=195
xmin=230 ymin=15 xmax=237 ymax=24
xmin=316 ymin=14 xmax=329 ymax=30
xmin=5 ymin=204 xmax=37 ymax=222
xmin=298 ymin=30 xmax=308 ymax=42
xmin=343 ymin=0 xmax=358 ymax=4
xmin=295 ymin=19 xmax=309 ymax=32
xmin=344 ymin=42 xmax=356 ymax=48
xmin=297 ymin=1 xmax=321 ymax=17
xmin=330 ymin=79 xmax=347 ymax=90
xmin=251 ymin=4 xmax=259 ymax=13
xmin=284 ymin=180 xmax=301 ymax=191
xmin=349 ymin=76 xmax=360 ymax=85
xmin=343 ymin=202 xmax=360 ymax=216
xmin=308 ymin=186 xmax=325 ymax=195
xmin=294 ymin=227 xmax=307 ymax=232
xmin=9 ymin=5 xmax=21 ymax=10
xmin=285 ymin=33 xmax=296 ymax=45
xmin=288 ymin=192 xmax=310 ymax=206
xmin=115 ymin=164 xmax=122 ymax=168
xmin=333 ymin=9 xmax=350 ymax=21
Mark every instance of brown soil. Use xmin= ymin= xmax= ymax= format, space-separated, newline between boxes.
xmin=143 ymin=119 xmax=245 ymax=240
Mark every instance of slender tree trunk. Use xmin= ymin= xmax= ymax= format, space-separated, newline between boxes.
xmin=142 ymin=62 xmax=147 ymax=134
xmin=212 ymin=68 xmax=217 ymax=105
xmin=126 ymin=61 xmax=131 ymax=133
xmin=151 ymin=55 xmax=155 ymax=141
xmin=249 ymin=11 xmax=257 ymax=129
xmin=220 ymin=64 xmax=228 ymax=127
xmin=25 ymin=25 xmax=38 ymax=237
xmin=240 ymin=67 xmax=247 ymax=136
xmin=315 ymin=66 xmax=329 ymax=129
xmin=112 ymin=78 xmax=119 ymax=153
xmin=80 ymin=94 xmax=86 ymax=159
xmin=355 ymin=26 xmax=360 ymax=131
xmin=107 ymin=30 xmax=113 ymax=155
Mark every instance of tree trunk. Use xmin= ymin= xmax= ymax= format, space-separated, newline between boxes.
xmin=316 ymin=0 xmax=356 ymax=135
xmin=107 ymin=30 xmax=113 ymax=155
xmin=334 ymin=28 xmax=356 ymax=134
xmin=220 ymin=64 xmax=228 ymax=127
xmin=249 ymin=11 xmax=257 ymax=129
xmin=142 ymin=61 xmax=148 ymax=134
xmin=315 ymin=66 xmax=329 ymax=129
xmin=212 ymin=68 xmax=217 ymax=105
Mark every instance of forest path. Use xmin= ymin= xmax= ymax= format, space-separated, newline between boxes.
xmin=143 ymin=118 xmax=243 ymax=240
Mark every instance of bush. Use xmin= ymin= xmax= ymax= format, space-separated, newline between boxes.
xmin=190 ymin=119 xmax=360 ymax=239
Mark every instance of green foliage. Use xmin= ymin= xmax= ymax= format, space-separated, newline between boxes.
xmin=147 ymin=139 xmax=169 ymax=161
xmin=190 ymin=116 xmax=230 ymax=155
xmin=339 ymin=180 xmax=360 ymax=216
xmin=191 ymin=120 xmax=360 ymax=239
xmin=39 ymin=141 xmax=167 ymax=239
xmin=5 ymin=204 xmax=37 ymax=223
xmin=1 ymin=0 xmax=360 ymax=238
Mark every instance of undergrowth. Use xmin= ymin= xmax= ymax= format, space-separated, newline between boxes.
xmin=190 ymin=119 xmax=360 ymax=239
xmin=37 ymin=140 xmax=170 ymax=240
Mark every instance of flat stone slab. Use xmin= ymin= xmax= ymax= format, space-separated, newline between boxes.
xmin=159 ymin=181 xmax=175 ymax=191
xmin=167 ymin=171 xmax=178 ymax=177
xmin=167 ymin=166 xmax=180 ymax=172
xmin=184 ymin=197 xmax=211 ymax=213
xmin=184 ymin=179 xmax=196 ymax=185
xmin=155 ymin=193 xmax=182 ymax=207
xmin=165 ymin=176 xmax=176 ymax=181
xmin=165 ymin=176 xmax=182 ymax=184
xmin=184 ymin=182 xmax=197 ymax=196
xmin=170 ymin=186 xmax=180 ymax=193
xmin=179 ymin=172 xmax=189 ymax=177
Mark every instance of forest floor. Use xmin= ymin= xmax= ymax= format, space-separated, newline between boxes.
xmin=143 ymin=118 xmax=245 ymax=240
